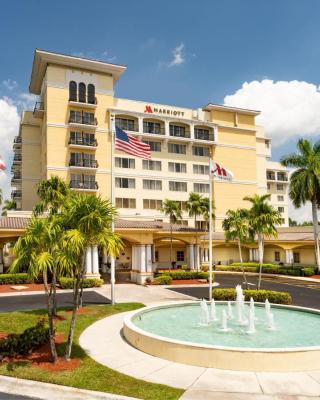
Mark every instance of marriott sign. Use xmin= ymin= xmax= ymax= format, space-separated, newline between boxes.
xmin=144 ymin=104 xmax=185 ymax=117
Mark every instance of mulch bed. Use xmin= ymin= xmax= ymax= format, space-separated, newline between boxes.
xmin=1 ymin=332 xmax=81 ymax=372
xmin=0 ymin=332 xmax=8 ymax=340
xmin=171 ymin=279 xmax=208 ymax=285
xmin=65 ymin=307 xmax=93 ymax=315
xmin=310 ymin=275 xmax=320 ymax=279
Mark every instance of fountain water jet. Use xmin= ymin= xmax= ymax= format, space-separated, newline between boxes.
xmin=246 ymin=307 xmax=256 ymax=334
xmin=200 ymin=299 xmax=210 ymax=325
xmin=210 ymin=299 xmax=218 ymax=322
xmin=227 ymin=301 xmax=233 ymax=320
xmin=236 ymin=285 xmax=247 ymax=325
xmin=220 ymin=309 xmax=230 ymax=332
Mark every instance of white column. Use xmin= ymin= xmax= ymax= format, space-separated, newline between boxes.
xmin=91 ymin=245 xmax=99 ymax=275
xmin=249 ymin=248 xmax=253 ymax=262
xmin=190 ymin=124 xmax=195 ymax=140
xmin=188 ymin=245 xmax=195 ymax=269
xmin=140 ymin=245 xmax=146 ymax=273
xmin=165 ymin=120 xmax=170 ymax=137
xmin=138 ymin=116 xmax=143 ymax=133
xmin=194 ymin=245 xmax=200 ymax=270
xmin=85 ymin=247 xmax=92 ymax=274
xmin=146 ymin=245 xmax=152 ymax=272
xmin=286 ymin=249 xmax=293 ymax=264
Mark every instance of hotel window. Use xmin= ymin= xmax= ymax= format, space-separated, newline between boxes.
xmin=143 ymin=140 xmax=161 ymax=152
xmin=169 ymin=181 xmax=187 ymax=192
xmin=115 ymin=117 xmax=136 ymax=131
xmin=115 ymin=157 xmax=135 ymax=169
xmin=194 ymin=127 xmax=210 ymax=140
xmin=278 ymin=207 xmax=284 ymax=213
xmin=194 ymin=183 xmax=210 ymax=193
xmin=87 ymin=84 xmax=95 ymax=104
xmin=143 ymin=121 xmax=161 ymax=134
xmin=70 ymin=110 xmax=82 ymax=124
xmin=168 ymin=143 xmax=186 ymax=154
xmin=267 ymin=183 xmax=271 ymax=190
xmin=277 ymin=195 xmax=284 ymax=201
xmin=143 ymin=160 xmax=162 ymax=171
xmin=115 ymin=177 xmax=135 ymax=189
xmin=155 ymin=250 xmax=159 ymax=262
xmin=192 ymin=146 xmax=209 ymax=157
xmin=274 ymin=251 xmax=280 ymax=262
xmin=280 ymin=218 xmax=285 ymax=224
xmin=69 ymin=81 xmax=77 ymax=101
xmin=70 ymin=152 xmax=96 ymax=167
xmin=176 ymin=250 xmax=185 ymax=262
xmin=193 ymin=164 xmax=209 ymax=175
xmin=168 ymin=162 xmax=186 ymax=173
xmin=293 ymin=252 xmax=300 ymax=264
xmin=196 ymin=220 xmax=209 ymax=230
xmin=78 ymin=82 xmax=86 ymax=103
xmin=83 ymin=112 xmax=95 ymax=125
xmin=170 ymin=125 xmax=186 ymax=137
xmin=143 ymin=179 xmax=162 ymax=190
xmin=70 ymin=174 xmax=97 ymax=190
xmin=115 ymin=198 xmax=136 ymax=209
xmin=143 ymin=199 xmax=162 ymax=209
xmin=277 ymin=183 xmax=284 ymax=191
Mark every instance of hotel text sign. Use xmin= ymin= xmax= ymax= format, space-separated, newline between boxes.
xmin=144 ymin=105 xmax=185 ymax=117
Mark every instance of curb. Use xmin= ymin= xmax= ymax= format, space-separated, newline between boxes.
xmin=0 ymin=375 xmax=139 ymax=400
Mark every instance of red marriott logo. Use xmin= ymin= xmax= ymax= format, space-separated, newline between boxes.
xmin=144 ymin=105 xmax=153 ymax=113
xmin=144 ymin=104 xmax=185 ymax=117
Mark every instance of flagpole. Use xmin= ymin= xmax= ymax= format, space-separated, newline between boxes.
xmin=208 ymin=154 xmax=213 ymax=301
xmin=110 ymin=114 xmax=116 ymax=305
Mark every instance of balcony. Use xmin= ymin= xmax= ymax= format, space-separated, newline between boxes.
xmin=33 ymin=101 xmax=44 ymax=118
xmin=12 ymin=155 xmax=22 ymax=164
xmin=143 ymin=127 xmax=166 ymax=136
xmin=13 ymin=136 xmax=22 ymax=149
xmin=69 ymin=160 xmax=99 ymax=170
xmin=11 ymin=174 xmax=22 ymax=185
xmin=11 ymin=190 xmax=22 ymax=200
xmin=277 ymin=173 xmax=288 ymax=182
xmin=194 ymin=131 xmax=215 ymax=142
xmin=68 ymin=137 xmax=98 ymax=149
xmin=266 ymin=172 xmax=276 ymax=181
xmin=69 ymin=115 xmax=98 ymax=130
xmin=69 ymin=96 xmax=97 ymax=109
xmin=69 ymin=180 xmax=99 ymax=191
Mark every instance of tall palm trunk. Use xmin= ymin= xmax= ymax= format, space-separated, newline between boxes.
xmin=170 ymin=224 xmax=173 ymax=268
xmin=312 ymin=198 xmax=320 ymax=272
xmin=237 ymin=238 xmax=248 ymax=289
xmin=257 ymin=233 xmax=264 ymax=289
xmin=44 ymin=271 xmax=58 ymax=363
xmin=194 ymin=216 xmax=199 ymax=271
xmin=65 ymin=254 xmax=85 ymax=360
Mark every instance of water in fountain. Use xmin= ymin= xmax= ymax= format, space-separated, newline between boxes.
xmin=235 ymin=285 xmax=247 ymax=325
xmin=250 ymin=297 xmax=255 ymax=319
xmin=200 ymin=299 xmax=210 ymax=325
xmin=227 ymin=301 xmax=233 ymax=320
xmin=210 ymin=299 xmax=218 ymax=322
xmin=265 ymin=298 xmax=276 ymax=330
xmin=246 ymin=307 xmax=256 ymax=334
xmin=220 ymin=309 xmax=229 ymax=331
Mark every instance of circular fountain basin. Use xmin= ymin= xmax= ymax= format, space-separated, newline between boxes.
xmin=123 ymin=302 xmax=320 ymax=372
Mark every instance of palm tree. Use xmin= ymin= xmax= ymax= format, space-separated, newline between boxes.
xmin=200 ymin=196 xmax=215 ymax=265
xmin=62 ymin=193 xmax=123 ymax=360
xmin=281 ymin=139 xmax=320 ymax=271
xmin=33 ymin=175 xmax=70 ymax=216
xmin=1 ymin=199 xmax=16 ymax=216
xmin=10 ymin=216 xmax=74 ymax=363
xmin=160 ymin=199 xmax=182 ymax=268
xmin=244 ymin=194 xmax=282 ymax=289
xmin=222 ymin=208 xmax=250 ymax=288
xmin=187 ymin=192 xmax=205 ymax=270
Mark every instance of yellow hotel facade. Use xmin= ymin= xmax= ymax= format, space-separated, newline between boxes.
xmin=2 ymin=49 xmax=315 ymax=283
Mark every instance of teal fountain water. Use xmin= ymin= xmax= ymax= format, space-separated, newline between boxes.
xmin=132 ymin=285 xmax=320 ymax=349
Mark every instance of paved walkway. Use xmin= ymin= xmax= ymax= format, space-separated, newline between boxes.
xmin=80 ymin=308 xmax=320 ymax=400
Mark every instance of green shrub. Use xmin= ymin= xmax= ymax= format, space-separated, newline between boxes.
xmin=0 ymin=319 xmax=49 ymax=357
xmin=59 ymin=277 xmax=104 ymax=289
xmin=0 ymin=273 xmax=31 ymax=285
xmin=216 ymin=265 xmax=256 ymax=272
xmin=152 ymin=275 xmax=172 ymax=285
xmin=231 ymin=262 xmax=276 ymax=268
xmin=155 ymin=270 xmax=212 ymax=280
xmin=302 ymin=267 xmax=316 ymax=277
xmin=212 ymin=288 xmax=292 ymax=304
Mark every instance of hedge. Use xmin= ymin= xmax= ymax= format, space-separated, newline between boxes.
xmin=152 ymin=275 xmax=172 ymax=285
xmin=216 ymin=264 xmax=315 ymax=277
xmin=216 ymin=265 xmax=257 ymax=272
xmin=0 ymin=273 xmax=31 ymax=285
xmin=59 ymin=277 xmax=104 ymax=289
xmin=155 ymin=270 xmax=212 ymax=280
xmin=0 ymin=319 xmax=49 ymax=358
xmin=213 ymin=288 xmax=292 ymax=304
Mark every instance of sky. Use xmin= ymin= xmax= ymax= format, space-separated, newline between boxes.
xmin=1 ymin=0 xmax=320 ymax=221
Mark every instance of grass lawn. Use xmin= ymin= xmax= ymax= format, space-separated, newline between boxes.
xmin=0 ymin=303 xmax=184 ymax=400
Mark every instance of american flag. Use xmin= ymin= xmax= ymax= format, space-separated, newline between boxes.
xmin=0 ymin=156 xmax=6 ymax=171
xmin=115 ymin=127 xmax=151 ymax=159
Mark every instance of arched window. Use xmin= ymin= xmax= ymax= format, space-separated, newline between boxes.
xmin=87 ymin=84 xmax=95 ymax=104
xmin=78 ymin=82 xmax=86 ymax=103
xmin=69 ymin=81 xmax=77 ymax=102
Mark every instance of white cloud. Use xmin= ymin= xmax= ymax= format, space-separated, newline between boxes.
xmin=168 ymin=43 xmax=185 ymax=67
xmin=224 ymin=79 xmax=320 ymax=146
xmin=0 ymin=98 xmax=20 ymax=202
xmin=17 ymin=93 xmax=38 ymax=110
xmin=2 ymin=79 xmax=18 ymax=91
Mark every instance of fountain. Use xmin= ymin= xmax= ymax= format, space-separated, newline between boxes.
xmin=124 ymin=285 xmax=320 ymax=372
xmin=200 ymin=299 xmax=210 ymax=325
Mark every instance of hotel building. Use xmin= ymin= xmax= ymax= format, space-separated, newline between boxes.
xmin=2 ymin=49 xmax=313 ymax=283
